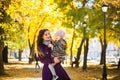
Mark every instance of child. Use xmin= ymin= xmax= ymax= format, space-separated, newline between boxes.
xmin=48 ymin=30 xmax=67 ymax=80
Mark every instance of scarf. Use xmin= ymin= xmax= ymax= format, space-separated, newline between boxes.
xmin=43 ymin=40 xmax=51 ymax=46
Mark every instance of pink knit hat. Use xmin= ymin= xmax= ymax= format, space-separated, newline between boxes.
xmin=55 ymin=29 xmax=65 ymax=37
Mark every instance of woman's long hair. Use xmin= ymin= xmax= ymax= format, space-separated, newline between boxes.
xmin=37 ymin=29 xmax=49 ymax=56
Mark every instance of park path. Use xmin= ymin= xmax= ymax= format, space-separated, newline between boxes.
xmin=1 ymin=59 xmax=111 ymax=80
xmin=1 ymin=59 xmax=76 ymax=80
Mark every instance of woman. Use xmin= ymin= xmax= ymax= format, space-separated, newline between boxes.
xmin=37 ymin=29 xmax=71 ymax=80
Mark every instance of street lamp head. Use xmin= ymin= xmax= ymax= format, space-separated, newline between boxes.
xmin=102 ymin=4 xmax=108 ymax=12
xmin=83 ymin=21 xmax=87 ymax=27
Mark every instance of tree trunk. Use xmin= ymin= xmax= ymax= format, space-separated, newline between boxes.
xmin=75 ymin=38 xmax=84 ymax=67
xmin=27 ymin=16 xmax=47 ymax=64
xmin=82 ymin=38 xmax=89 ymax=71
xmin=0 ymin=0 xmax=11 ymax=75
xmin=0 ymin=27 xmax=5 ymax=75
xmin=27 ymin=26 xmax=35 ymax=64
xmin=0 ymin=1 xmax=6 ymax=75
xmin=2 ymin=46 xmax=8 ymax=63
xmin=99 ymin=36 xmax=108 ymax=65
xmin=100 ymin=37 xmax=104 ymax=65
xmin=0 ymin=40 xmax=4 ymax=75
xmin=28 ymin=44 xmax=34 ymax=64
xmin=18 ymin=49 xmax=23 ymax=61
xmin=28 ymin=35 xmax=35 ymax=64
xmin=70 ymin=26 xmax=75 ymax=65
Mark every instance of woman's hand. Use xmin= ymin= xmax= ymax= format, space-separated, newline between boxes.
xmin=54 ymin=57 xmax=60 ymax=64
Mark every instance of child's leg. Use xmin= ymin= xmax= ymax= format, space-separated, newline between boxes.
xmin=48 ymin=64 xmax=57 ymax=76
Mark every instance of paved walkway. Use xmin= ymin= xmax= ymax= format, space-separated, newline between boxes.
xmin=1 ymin=59 xmax=102 ymax=80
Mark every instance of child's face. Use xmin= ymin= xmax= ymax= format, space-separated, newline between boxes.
xmin=55 ymin=35 xmax=61 ymax=41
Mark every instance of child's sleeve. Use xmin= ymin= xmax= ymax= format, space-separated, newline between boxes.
xmin=53 ymin=40 xmax=67 ymax=52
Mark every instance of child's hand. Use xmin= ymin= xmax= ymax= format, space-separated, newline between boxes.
xmin=48 ymin=44 xmax=53 ymax=49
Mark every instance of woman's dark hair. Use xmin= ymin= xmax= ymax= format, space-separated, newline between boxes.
xmin=37 ymin=29 xmax=49 ymax=56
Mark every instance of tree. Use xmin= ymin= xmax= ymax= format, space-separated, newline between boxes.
xmin=70 ymin=24 xmax=76 ymax=65
xmin=0 ymin=27 xmax=5 ymax=75
xmin=6 ymin=0 xmax=65 ymax=63
xmin=94 ymin=0 xmax=120 ymax=64
xmin=83 ymin=38 xmax=89 ymax=71
xmin=54 ymin=0 xmax=85 ymax=65
xmin=18 ymin=49 xmax=23 ymax=61
xmin=75 ymin=38 xmax=84 ymax=67
xmin=54 ymin=0 xmax=120 ymax=68
xmin=0 ymin=0 xmax=11 ymax=75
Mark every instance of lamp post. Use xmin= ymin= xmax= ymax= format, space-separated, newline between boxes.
xmin=102 ymin=4 xmax=108 ymax=80
xmin=82 ymin=21 xmax=87 ymax=71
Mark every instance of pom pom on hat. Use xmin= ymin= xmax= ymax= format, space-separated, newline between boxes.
xmin=55 ymin=29 xmax=65 ymax=37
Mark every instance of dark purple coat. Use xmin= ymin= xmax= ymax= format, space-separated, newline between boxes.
xmin=38 ymin=44 xmax=71 ymax=80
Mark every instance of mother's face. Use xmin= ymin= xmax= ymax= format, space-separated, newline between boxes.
xmin=42 ymin=30 xmax=51 ymax=41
